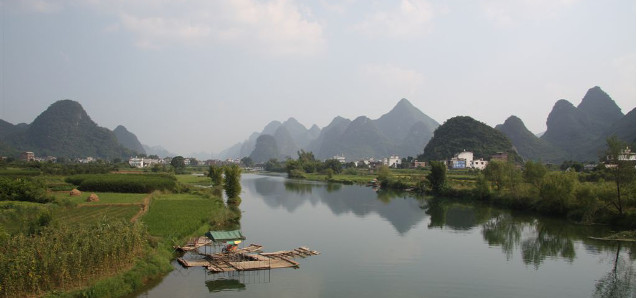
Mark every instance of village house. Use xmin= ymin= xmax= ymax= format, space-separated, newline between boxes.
xmin=491 ymin=152 xmax=508 ymax=161
xmin=471 ymin=158 xmax=489 ymax=170
xmin=128 ymin=157 xmax=163 ymax=168
xmin=449 ymin=151 xmax=473 ymax=169
xmin=384 ymin=155 xmax=402 ymax=168
xmin=332 ymin=155 xmax=346 ymax=163
xmin=20 ymin=152 xmax=35 ymax=162
xmin=413 ymin=161 xmax=426 ymax=168
xmin=448 ymin=151 xmax=489 ymax=170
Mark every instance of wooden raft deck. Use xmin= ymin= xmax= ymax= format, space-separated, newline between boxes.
xmin=177 ymin=245 xmax=319 ymax=273
xmin=174 ymin=236 xmax=212 ymax=252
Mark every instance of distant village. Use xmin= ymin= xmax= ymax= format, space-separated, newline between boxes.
xmin=14 ymin=147 xmax=636 ymax=172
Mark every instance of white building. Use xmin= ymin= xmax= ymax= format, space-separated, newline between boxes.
xmin=385 ymin=155 xmax=402 ymax=168
xmin=129 ymin=157 xmax=162 ymax=168
xmin=471 ymin=158 xmax=489 ymax=170
xmin=332 ymin=155 xmax=346 ymax=163
xmin=450 ymin=151 xmax=473 ymax=169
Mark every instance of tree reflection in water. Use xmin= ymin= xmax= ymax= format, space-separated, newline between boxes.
xmin=482 ymin=214 xmax=523 ymax=260
xmin=594 ymin=242 xmax=636 ymax=298
xmin=480 ymin=213 xmax=576 ymax=268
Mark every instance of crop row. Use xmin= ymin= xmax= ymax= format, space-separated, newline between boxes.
xmin=66 ymin=174 xmax=177 ymax=193
xmin=0 ymin=220 xmax=147 ymax=296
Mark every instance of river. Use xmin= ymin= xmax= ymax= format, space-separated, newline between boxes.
xmin=138 ymin=174 xmax=635 ymax=298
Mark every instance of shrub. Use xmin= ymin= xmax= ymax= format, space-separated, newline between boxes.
xmin=0 ymin=177 xmax=52 ymax=203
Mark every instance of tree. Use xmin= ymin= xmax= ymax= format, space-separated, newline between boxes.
xmin=323 ymin=159 xmax=342 ymax=174
xmin=484 ymin=160 xmax=506 ymax=191
xmin=426 ymin=161 xmax=447 ymax=195
xmin=223 ymin=164 xmax=242 ymax=200
xmin=484 ymin=160 xmax=521 ymax=192
xmin=170 ymin=156 xmax=186 ymax=174
xmin=523 ymin=161 xmax=547 ymax=190
xmin=208 ymin=165 xmax=224 ymax=187
xmin=601 ymin=136 xmax=636 ymax=216
xmin=539 ymin=172 xmax=576 ymax=214
xmin=188 ymin=158 xmax=198 ymax=166
xmin=240 ymin=157 xmax=254 ymax=167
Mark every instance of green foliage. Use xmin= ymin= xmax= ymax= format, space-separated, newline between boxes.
xmin=0 ymin=201 xmax=51 ymax=235
xmin=600 ymin=136 xmax=636 ymax=216
xmin=0 ymin=177 xmax=52 ymax=203
xmin=34 ymin=161 xmax=116 ymax=175
xmin=208 ymin=165 xmax=224 ymax=187
xmin=523 ymin=161 xmax=547 ymax=190
xmin=484 ymin=160 xmax=521 ymax=192
xmin=223 ymin=164 xmax=242 ymax=199
xmin=170 ymin=156 xmax=186 ymax=174
xmin=538 ymin=172 xmax=577 ymax=214
xmin=66 ymin=174 xmax=177 ymax=193
xmin=420 ymin=116 xmax=520 ymax=162
xmin=376 ymin=165 xmax=391 ymax=183
xmin=323 ymin=159 xmax=343 ymax=174
xmin=240 ymin=157 xmax=254 ymax=167
xmin=0 ymin=219 xmax=147 ymax=297
xmin=264 ymin=158 xmax=285 ymax=172
xmin=426 ymin=161 xmax=447 ymax=194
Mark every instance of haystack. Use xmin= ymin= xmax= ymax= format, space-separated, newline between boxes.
xmin=87 ymin=193 xmax=100 ymax=202
xmin=70 ymin=189 xmax=82 ymax=196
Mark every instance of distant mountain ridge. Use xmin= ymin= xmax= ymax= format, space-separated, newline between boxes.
xmin=496 ymin=86 xmax=634 ymax=163
xmin=540 ymin=86 xmax=630 ymax=161
xmin=114 ymin=125 xmax=146 ymax=155
xmin=495 ymin=116 xmax=566 ymax=163
xmin=223 ymin=98 xmax=440 ymax=162
xmin=0 ymin=100 xmax=145 ymax=159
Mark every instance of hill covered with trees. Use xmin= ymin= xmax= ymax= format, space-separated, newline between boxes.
xmin=419 ymin=116 xmax=519 ymax=162
xmin=0 ymin=100 xmax=142 ymax=159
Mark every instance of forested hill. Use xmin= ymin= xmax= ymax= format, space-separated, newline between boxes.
xmin=419 ymin=116 xmax=519 ymax=162
xmin=0 ymin=100 xmax=139 ymax=159
xmin=495 ymin=116 xmax=566 ymax=163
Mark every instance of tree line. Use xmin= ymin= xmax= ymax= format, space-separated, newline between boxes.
xmin=420 ymin=137 xmax=635 ymax=228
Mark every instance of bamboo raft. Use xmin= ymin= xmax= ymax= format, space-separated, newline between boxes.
xmin=174 ymin=236 xmax=212 ymax=252
xmin=178 ymin=244 xmax=319 ymax=273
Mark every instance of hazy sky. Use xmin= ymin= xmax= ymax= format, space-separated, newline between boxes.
xmin=1 ymin=0 xmax=635 ymax=156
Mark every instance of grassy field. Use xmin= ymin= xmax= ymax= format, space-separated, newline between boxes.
xmin=175 ymin=173 xmax=212 ymax=187
xmin=54 ymin=205 xmax=141 ymax=225
xmin=141 ymin=193 xmax=229 ymax=241
xmin=52 ymin=191 xmax=148 ymax=205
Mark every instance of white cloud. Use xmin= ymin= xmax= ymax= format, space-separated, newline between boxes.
xmin=353 ymin=0 xmax=434 ymax=38
xmin=360 ymin=63 xmax=427 ymax=99
xmin=18 ymin=0 xmax=326 ymax=56
xmin=481 ymin=0 xmax=580 ymax=27
xmin=111 ymin=0 xmax=325 ymax=55
xmin=6 ymin=0 xmax=62 ymax=13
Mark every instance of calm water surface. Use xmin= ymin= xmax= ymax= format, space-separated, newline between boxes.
xmin=139 ymin=174 xmax=635 ymax=298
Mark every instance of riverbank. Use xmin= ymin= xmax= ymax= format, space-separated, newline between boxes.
xmin=0 ymin=170 xmax=239 ymax=297
xmin=281 ymin=167 xmax=636 ymax=231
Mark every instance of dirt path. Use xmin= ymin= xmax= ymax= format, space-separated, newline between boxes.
xmin=130 ymin=195 xmax=151 ymax=223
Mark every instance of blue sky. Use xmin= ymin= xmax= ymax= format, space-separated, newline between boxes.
xmin=1 ymin=0 xmax=635 ymax=156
